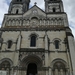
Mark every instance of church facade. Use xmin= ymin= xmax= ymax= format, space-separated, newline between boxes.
xmin=0 ymin=0 xmax=75 ymax=75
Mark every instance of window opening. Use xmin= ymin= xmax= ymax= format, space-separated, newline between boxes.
xmin=8 ymin=40 xmax=12 ymax=49
xmin=53 ymin=8 xmax=56 ymax=12
xmin=30 ymin=35 xmax=36 ymax=47
xmin=16 ymin=9 xmax=19 ymax=14
xmin=54 ymin=40 xmax=59 ymax=49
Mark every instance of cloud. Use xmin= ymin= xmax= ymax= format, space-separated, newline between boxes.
xmin=30 ymin=0 xmax=44 ymax=9
xmin=0 ymin=0 xmax=10 ymax=25
xmin=63 ymin=0 xmax=75 ymax=38
xmin=0 ymin=0 xmax=75 ymax=38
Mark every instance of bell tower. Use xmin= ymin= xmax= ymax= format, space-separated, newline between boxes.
xmin=45 ymin=0 xmax=64 ymax=13
xmin=8 ymin=0 xmax=30 ymax=14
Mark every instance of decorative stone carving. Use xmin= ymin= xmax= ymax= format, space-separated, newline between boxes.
xmin=30 ymin=18 xmax=39 ymax=26
xmin=19 ymin=52 xmax=45 ymax=61
xmin=5 ymin=17 xmax=64 ymax=28
xmin=32 ymin=10 xmax=38 ymax=14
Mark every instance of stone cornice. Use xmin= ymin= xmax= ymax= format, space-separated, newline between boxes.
xmin=19 ymin=48 xmax=45 ymax=52
xmin=0 ymin=25 xmax=65 ymax=31
xmin=66 ymin=32 xmax=74 ymax=37
xmin=46 ymin=12 xmax=66 ymax=14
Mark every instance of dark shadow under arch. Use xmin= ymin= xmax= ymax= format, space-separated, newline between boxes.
xmin=27 ymin=63 xmax=37 ymax=75
xmin=20 ymin=55 xmax=42 ymax=69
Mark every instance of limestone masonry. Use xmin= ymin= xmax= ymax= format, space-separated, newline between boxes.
xmin=0 ymin=0 xmax=75 ymax=75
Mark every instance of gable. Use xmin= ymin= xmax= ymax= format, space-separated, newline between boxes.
xmin=23 ymin=5 xmax=46 ymax=19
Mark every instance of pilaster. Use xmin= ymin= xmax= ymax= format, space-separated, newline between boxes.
xmin=17 ymin=34 xmax=22 ymax=50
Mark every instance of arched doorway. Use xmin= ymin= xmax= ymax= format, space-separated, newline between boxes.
xmin=27 ymin=63 xmax=37 ymax=75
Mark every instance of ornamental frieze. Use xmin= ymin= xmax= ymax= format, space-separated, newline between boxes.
xmin=19 ymin=52 xmax=45 ymax=61
xmin=5 ymin=17 xmax=64 ymax=27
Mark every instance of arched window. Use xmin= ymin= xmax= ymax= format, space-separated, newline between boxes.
xmin=52 ymin=61 xmax=66 ymax=75
xmin=53 ymin=8 xmax=56 ymax=12
xmin=8 ymin=40 xmax=12 ymax=49
xmin=54 ymin=40 xmax=60 ymax=49
xmin=16 ymin=9 xmax=19 ymax=14
xmin=30 ymin=35 xmax=36 ymax=47
xmin=0 ymin=61 xmax=11 ymax=75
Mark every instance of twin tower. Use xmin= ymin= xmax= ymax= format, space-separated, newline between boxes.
xmin=0 ymin=0 xmax=75 ymax=75
xmin=8 ymin=0 xmax=64 ymax=14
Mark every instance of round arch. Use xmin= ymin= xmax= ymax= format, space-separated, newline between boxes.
xmin=20 ymin=55 xmax=42 ymax=69
xmin=52 ymin=38 xmax=61 ymax=43
xmin=0 ymin=58 xmax=13 ymax=67
xmin=29 ymin=33 xmax=39 ymax=39
xmin=50 ymin=58 xmax=68 ymax=75
xmin=50 ymin=58 xmax=68 ymax=68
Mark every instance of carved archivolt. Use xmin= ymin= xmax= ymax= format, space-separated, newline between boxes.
xmin=19 ymin=54 xmax=43 ymax=69
xmin=19 ymin=52 xmax=44 ymax=61
xmin=0 ymin=58 xmax=13 ymax=67
xmin=50 ymin=59 xmax=68 ymax=75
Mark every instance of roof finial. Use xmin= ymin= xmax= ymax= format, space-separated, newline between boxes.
xmin=34 ymin=2 xmax=37 ymax=5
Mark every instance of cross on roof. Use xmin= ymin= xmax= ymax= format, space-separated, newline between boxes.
xmin=34 ymin=2 xmax=37 ymax=5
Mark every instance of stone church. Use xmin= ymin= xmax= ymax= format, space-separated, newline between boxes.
xmin=0 ymin=0 xmax=75 ymax=75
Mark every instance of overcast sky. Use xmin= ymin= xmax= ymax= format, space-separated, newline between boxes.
xmin=0 ymin=0 xmax=75 ymax=38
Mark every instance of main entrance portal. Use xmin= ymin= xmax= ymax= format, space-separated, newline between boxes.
xmin=27 ymin=63 xmax=37 ymax=75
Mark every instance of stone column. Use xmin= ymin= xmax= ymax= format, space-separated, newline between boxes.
xmin=60 ymin=69 xmax=64 ymax=75
xmin=44 ymin=34 xmax=48 ymax=66
xmin=40 ymin=20 xmax=41 ymax=25
xmin=44 ymin=33 xmax=49 ymax=75
xmin=66 ymin=69 xmax=70 ymax=75
xmin=55 ymin=69 xmax=58 ymax=75
xmin=46 ymin=70 xmax=48 ymax=75
xmin=45 ymin=33 xmax=48 ymax=50
xmin=14 ymin=70 xmax=17 ymax=75
xmin=17 ymin=34 xmax=22 ymax=50
xmin=45 ymin=52 xmax=48 ymax=75
xmin=11 ymin=68 xmax=14 ymax=75
xmin=68 ymin=36 xmax=75 ymax=75
xmin=49 ymin=68 xmax=51 ymax=75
